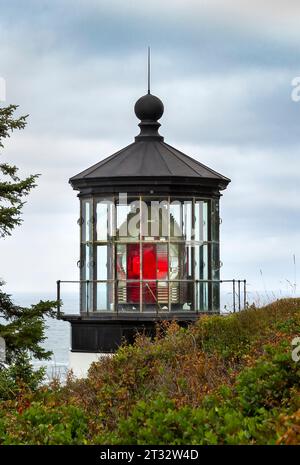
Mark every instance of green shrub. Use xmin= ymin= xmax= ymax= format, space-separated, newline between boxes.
xmin=0 ymin=403 xmax=88 ymax=445
xmin=236 ymin=344 xmax=300 ymax=415
xmin=1 ymin=298 xmax=300 ymax=445
xmin=98 ymin=338 xmax=300 ymax=445
xmin=0 ymin=353 xmax=45 ymax=400
xmin=99 ymin=393 xmax=277 ymax=445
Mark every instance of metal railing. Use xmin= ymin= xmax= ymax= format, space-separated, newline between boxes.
xmin=56 ymin=279 xmax=247 ymax=318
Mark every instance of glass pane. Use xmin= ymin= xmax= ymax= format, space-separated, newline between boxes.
xmin=170 ymin=242 xmax=194 ymax=311
xmin=116 ymin=243 xmax=141 ymax=312
xmin=212 ymin=242 xmax=220 ymax=281
xmin=116 ymin=198 xmax=140 ymax=241
xmin=81 ymin=280 xmax=93 ymax=313
xmin=142 ymin=281 xmax=157 ymax=305
xmin=116 ymin=244 xmax=126 ymax=280
xmin=195 ymin=244 xmax=208 ymax=280
xmin=117 ymin=204 xmax=129 ymax=238
xmin=195 ymin=282 xmax=209 ymax=312
xmin=117 ymin=280 xmax=127 ymax=304
xmin=169 ymin=243 xmax=179 ymax=280
xmin=97 ymin=245 xmax=107 ymax=280
xmin=170 ymin=200 xmax=192 ymax=240
xmin=96 ymin=283 xmax=114 ymax=311
xmin=82 ymin=200 xmax=92 ymax=242
xmin=126 ymin=281 xmax=140 ymax=305
xmin=116 ymin=244 xmax=127 ymax=303
xmin=212 ymin=282 xmax=220 ymax=311
xmin=183 ymin=201 xmax=192 ymax=241
xmin=97 ymin=244 xmax=114 ymax=281
xmin=117 ymin=281 xmax=140 ymax=312
xmin=170 ymin=282 xmax=193 ymax=311
xmin=211 ymin=199 xmax=219 ymax=242
xmin=157 ymin=282 xmax=169 ymax=306
xmin=142 ymin=243 xmax=168 ymax=311
xmin=170 ymin=201 xmax=183 ymax=239
xmin=143 ymin=282 xmax=169 ymax=311
xmin=170 ymin=243 xmax=193 ymax=280
xmin=127 ymin=243 xmax=140 ymax=280
xmin=141 ymin=199 xmax=169 ymax=239
xmin=142 ymin=244 xmax=156 ymax=280
xmin=80 ymin=243 xmax=93 ymax=312
xmin=96 ymin=199 xmax=114 ymax=241
xmin=194 ymin=200 xmax=208 ymax=242
xmin=157 ymin=244 xmax=168 ymax=280
xmin=82 ymin=243 xmax=93 ymax=281
xmin=95 ymin=245 xmax=114 ymax=311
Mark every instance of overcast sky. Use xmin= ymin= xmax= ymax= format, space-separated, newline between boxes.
xmin=0 ymin=0 xmax=299 ymax=303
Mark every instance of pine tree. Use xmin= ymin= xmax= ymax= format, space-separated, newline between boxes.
xmin=0 ymin=105 xmax=58 ymax=398
xmin=0 ymin=104 xmax=39 ymax=237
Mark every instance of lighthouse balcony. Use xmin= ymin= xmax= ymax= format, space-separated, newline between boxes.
xmin=56 ymin=277 xmax=247 ymax=321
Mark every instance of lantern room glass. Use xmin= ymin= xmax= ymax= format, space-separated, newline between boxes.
xmin=79 ymin=196 xmax=220 ymax=313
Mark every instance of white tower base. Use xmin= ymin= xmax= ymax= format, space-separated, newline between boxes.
xmin=69 ymin=351 xmax=112 ymax=378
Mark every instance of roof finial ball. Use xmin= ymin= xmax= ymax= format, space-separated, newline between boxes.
xmin=134 ymin=93 xmax=164 ymax=122
xmin=134 ymin=47 xmax=164 ymax=141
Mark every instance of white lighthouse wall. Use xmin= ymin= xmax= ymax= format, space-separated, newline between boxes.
xmin=69 ymin=351 xmax=112 ymax=378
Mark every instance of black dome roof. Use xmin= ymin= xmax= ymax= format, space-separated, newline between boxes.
xmin=70 ymin=92 xmax=230 ymax=195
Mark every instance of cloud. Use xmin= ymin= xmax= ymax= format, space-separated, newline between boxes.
xmin=0 ymin=0 xmax=299 ymax=296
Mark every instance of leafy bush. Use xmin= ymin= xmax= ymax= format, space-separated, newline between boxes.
xmin=98 ymin=341 xmax=300 ymax=445
xmin=0 ymin=403 xmax=88 ymax=445
xmin=0 ymin=285 xmax=58 ymax=400
xmin=0 ymin=298 xmax=299 ymax=444
xmin=236 ymin=345 xmax=300 ymax=415
xmin=0 ymin=353 xmax=45 ymax=400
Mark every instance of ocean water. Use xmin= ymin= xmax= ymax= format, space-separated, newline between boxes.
xmin=10 ymin=292 xmax=75 ymax=380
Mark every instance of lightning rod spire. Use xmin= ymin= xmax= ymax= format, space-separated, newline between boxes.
xmin=147 ymin=46 xmax=151 ymax=94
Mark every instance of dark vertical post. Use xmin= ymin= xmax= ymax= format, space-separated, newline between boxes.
xmin=113 ymin=196 xmax=118 ymax=314
xmin=86 ymin=280 xmax=89 ymax=316
xmin=79 ymin=200 xmax=82 ymax=314
xmin=56 ymin=280 xmax=61 ymax=319
xmin=208 ymin=199 xmax=212 ymax=311
xmin=167 ymin=196 xmax=171 ymax=313
xmin=238 ymin=280 xmax=241 ymax=312
xmin=244 ymin=279 xmax=247 ymax=309
xmin=191 ymin=197 xmax=196 ymax=313
xmin=139 ymin=196 xmax=143 ymax=313
xmin=93 ymin=197 xmax=97 ymax=312
xmin=233 ymin=279 xmax=236 ymax=313
xmin=156 ymin=280 xmax=159 ymax=316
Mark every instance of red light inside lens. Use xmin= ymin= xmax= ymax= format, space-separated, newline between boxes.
xmin=127 ymin=244 xmax=168 ymax=303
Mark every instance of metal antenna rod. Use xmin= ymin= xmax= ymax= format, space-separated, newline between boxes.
xmin=147 ymin=46 xmax=151 ymax=94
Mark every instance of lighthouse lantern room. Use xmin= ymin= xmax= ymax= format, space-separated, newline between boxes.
xmin=59 ymin=87 xmax=232 ymax=374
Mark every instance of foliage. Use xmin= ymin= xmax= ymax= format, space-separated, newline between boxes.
xmin=0 ymin=353 xmax=46 ymax=401
xmin=0 ymin=298 xmax=299 ymax=444
xmin=0 ymin=286 xmax=58 ymax=399
xmin=0 ymin=286 xmax=58 ymax=363
xmin=99 ymin=340 xmax=300 ymax=445
xmin=0 ymin=104 xmax=39 ymax=238
xmin=0 ymin=105 xmax=58 ymax=400
xmin=0 ymin=402 xmax=88 ymax=445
